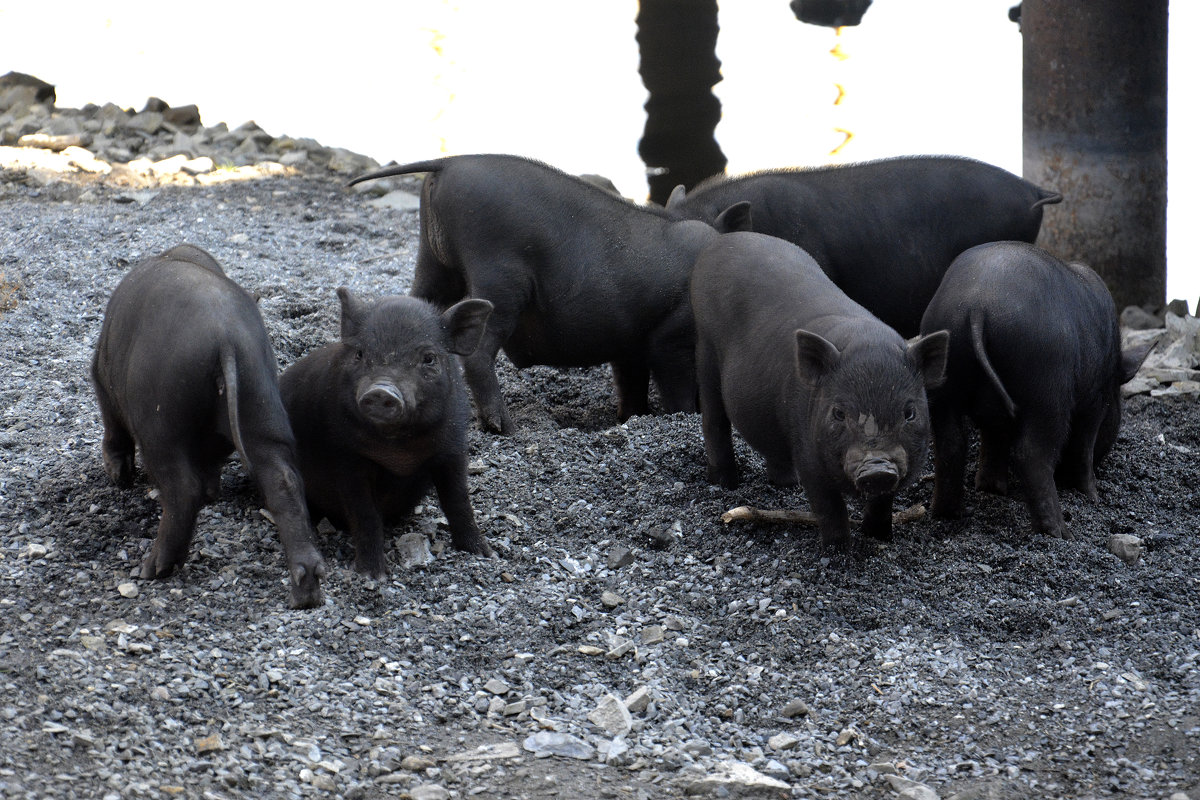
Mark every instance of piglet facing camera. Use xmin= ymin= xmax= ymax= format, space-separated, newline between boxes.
xmin=280 ymin=288 xmax=493 ymax=578
xmin=691 ymin=231 xmax=947 ymax=551
xmin=920 ymin=241 xmax=1154 ymax=539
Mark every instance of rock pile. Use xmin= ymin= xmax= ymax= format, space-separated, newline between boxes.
xmin=0 ymin=70 xmax=381 ymax=188
xmin=1121 ymin=303 xmax=1200 ymax=399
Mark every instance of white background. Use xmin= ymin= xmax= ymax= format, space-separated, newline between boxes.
xmin=2 ymin=1 xmax=1194 ymax=305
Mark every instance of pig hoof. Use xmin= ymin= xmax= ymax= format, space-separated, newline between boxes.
xmin=288 ymin=559 xmax=327 ymax=609
xmin=766 ymin=465 xmax=798 ymax=487
xmin=862 ymin=522 xmax=893 ymax=542
xmin=353 ymin=558 xmax=389 ymax=581
xmin=139 ymin=552 xmax=178 ymax=580
xmin=705 ymin=465 xmax=739 ymax=489
xmin=288 ymin=580 xmax=324 ymax=609
xmin=975 ymin=474 xmax=1008 ymax=495
xmin=478 ymin=408 xmax=516 ymax=435
xmin=820 ymin=532 xmax=851 ymax=554
xmin=104 ymin=452 xmax=135 ymax=487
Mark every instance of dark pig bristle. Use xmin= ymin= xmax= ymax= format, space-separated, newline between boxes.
xmin=280 ymin=289 xmax=494 ymax=578
xmin=91 ymin=244 xmax=326 ymax=609
xmin=691 ymin=231 xmax=948 ymax=552
xmin=920 ymin=241 xmax=1154 ymax=539
xmin=350 ymin=154 xmax=751 ymax=434
xmin=666 ymin=155 xmax=1061 ymax=337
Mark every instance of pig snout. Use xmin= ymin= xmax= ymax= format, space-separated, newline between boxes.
xmin=357 ymin=381 xmax=407 ymax=423
xmin=853 ymin=457 xmax=901 ymax=495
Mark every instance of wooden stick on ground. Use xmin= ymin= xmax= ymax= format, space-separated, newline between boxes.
xmin=721 ymin=503 xmax=926 ymax=526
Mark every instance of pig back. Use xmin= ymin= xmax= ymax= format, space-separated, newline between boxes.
xmin=691 ymin=232 xmax=887 ymax=451
xmin=427 ymin=155 xmax=713 ymax=364
xmin=95 ymin=252 xmax=283 ymax=433
xmin=679 ymin=157 xmax=1057 ymax=336
xmin=922 ymin=241 xmax=1122 ymax=415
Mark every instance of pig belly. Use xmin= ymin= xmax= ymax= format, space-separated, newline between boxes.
xmin=502 ymin=313 xmax=639 ymax=369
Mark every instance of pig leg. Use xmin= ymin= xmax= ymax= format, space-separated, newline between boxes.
xmin=139 ymin=454 xmax=209 ymax=579
xmin=247 ymin=445 xmax=326 ymax=608
xmin=1055 ymin=411 xmax=1101 ymax=500
xmin=345 ymin=505 xmax=389 ymax=579
xmin=929 ymin=405 xmax=968 ymax=519
xmin=647 ymin=314 xmax=699 ymax=415
xmin=410 ymin=248 xmax=467 ymax=308
xmin=805 ymin=478 xmax=851 ymax=552
xmin=764 ymin=457 xmax=799 ymax=487
xmin=611 ymin=357 xmax=651 ymax=421
xmin=1011 ymin=423 xmax=1068 ymax=539
xmin=975 ymin=427 xmax=1013 ymax=495
xmin=429 ymin=455 xmax=494 ymax=558
xmin=323 ymin=467 xmax=391 ymax=578
xmin=460 ymin=331 xmax=515 ymax=435
xmin=697 ymin=341 xmax=738 ymax=488
xmin=860 ymin=493 xmax=895 ymax=541
xmin=95 ymin=388 xmax=135 ymax=487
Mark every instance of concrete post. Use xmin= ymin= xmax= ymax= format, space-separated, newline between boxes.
xmin=1021 ymin=0 xmax=1167 ymax=309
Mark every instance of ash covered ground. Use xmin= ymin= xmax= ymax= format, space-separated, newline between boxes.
xmin=0 ymin=172 xmax=1197 ymax=800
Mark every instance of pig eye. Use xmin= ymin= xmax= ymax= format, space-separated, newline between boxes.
xmin=830 ymin=406 xmax=846 ymax=422
xmin=904 ymin=403 xmax=917 ymax=421
xmin=353 ymin=349 xmax=364 ymax=362
xmin=422 ymin=352 xmax=438 ymax=367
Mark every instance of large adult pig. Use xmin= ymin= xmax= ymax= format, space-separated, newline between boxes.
xmin=919 ymin=241 xmax=1154 ymax=539
xmin=91 ymin=244 xmax=325 ymax=609
xmin=279 ymin=288 xmax=494 ymax=578
xmin=691 ymin=231 xmax=949 ymax=551
xmin=348 ymin=154 xmax=751 ymax=434
xmin=666 ymin=155 xmax=1062 ymax=337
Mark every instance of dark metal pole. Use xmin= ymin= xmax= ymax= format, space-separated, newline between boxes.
xmin=1021 ymin=0 xmax=1167 ymax=310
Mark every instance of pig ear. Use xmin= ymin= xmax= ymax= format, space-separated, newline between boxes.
xmin=713 ymin=201 xmax=753 ymax=233
xmin=441 ymin=298 xmax=494 ymax=356
xmin=907 ymin=330 xmax=950 ymax=389
xmin=794 ymin=329 xmax=840 ymax=386
xmin=1119 ymin=338 xmax=1156 ymax=384
xmin=664 ymin=184 xmax=687 ymax=209
xmin=336 ymin=286 xmax=366 ymax=340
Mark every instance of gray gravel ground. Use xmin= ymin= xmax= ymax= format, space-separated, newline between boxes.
xmin=1 ymin=171 xmax=1198 ymax=800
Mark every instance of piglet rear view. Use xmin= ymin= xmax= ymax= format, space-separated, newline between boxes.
xmin=280 ymin=289 xmax=493 ymax=578
xmin=920 ymin=241 xmax=1154 ymax=539
xmin=91 ymin=244 xmax=325 ymax=609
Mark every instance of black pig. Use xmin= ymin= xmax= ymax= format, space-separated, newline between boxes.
xmin=691 ymin=232 xmax=949 ymax=550
xmin=91 ymin=244 xmax=325 ymax=608
xmin=666 ymin=155 xmax=1062 ymax=336
xmin=348 ymin=154 xmax=751 ymax=434
xmin=919 ymin=241 xmax=1154 ymax=538
xmin=279 ymin=289 xmax=493 ymax=578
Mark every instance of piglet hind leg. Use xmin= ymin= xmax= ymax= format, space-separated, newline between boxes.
xmin=611 ymin=357 xmax=651 ymax=422
xmin=139 ymin=456 xmax=210 ymax=579
xmin=975 ymin=426 xmax=1013 ymax=496
xmin=1012 ymin=425 xmax=1069 ymax=539
xmin=252 ymin=456 xmax=326 ymax=609
xmin=96 ymin=391 xmax=136 ymax=487
xmin=697 ymin=343 xmax=738 ymax=489
xmin=1055 ymin=413 xmax=1102 ymax=501
xmin=929 ymin=404 xmax=968 ymax=519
